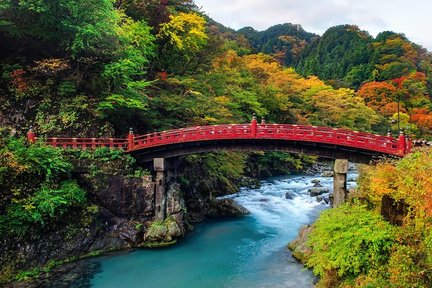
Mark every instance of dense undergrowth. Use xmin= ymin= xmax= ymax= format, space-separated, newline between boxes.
xmin=306 ymin=148 xmax=432 ymax=287
xmin=0 ymin=136 xmax=137 ymax=237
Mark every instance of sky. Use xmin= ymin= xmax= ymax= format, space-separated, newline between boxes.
xmin=194 ymin=0 xmax=432 ymax=51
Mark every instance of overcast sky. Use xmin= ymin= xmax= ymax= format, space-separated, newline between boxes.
xmin=194 ymin=0 xmax=432 ymax=51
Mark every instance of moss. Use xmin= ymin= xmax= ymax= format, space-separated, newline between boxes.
xmin=139 ymin=240 xmax=177 ymax=248
xmin=0 ymin=249 xmax=110 ymax=285
xmin=144 ymin=216 xmax=182 ymax=244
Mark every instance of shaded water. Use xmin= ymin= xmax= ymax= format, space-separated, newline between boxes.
xmin=61 ymin=172 xmax=357 ymax=287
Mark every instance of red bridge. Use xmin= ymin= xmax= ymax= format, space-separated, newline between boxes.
xmin=27 ymin=117 xmax=412 ymax=163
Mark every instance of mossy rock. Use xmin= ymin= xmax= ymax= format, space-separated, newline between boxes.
xmin=287 ymin=225 xmax=314 ymax=264
xmin=144 ymin=221 xmax=168 ymax=242
xmin=143 ymin=217 xmax=183 ymax=244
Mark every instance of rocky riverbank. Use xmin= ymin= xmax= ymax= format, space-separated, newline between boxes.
xmin=0 ymin=162 xmax=250 ymax=285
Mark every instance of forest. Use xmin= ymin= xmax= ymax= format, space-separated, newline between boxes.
xmin=0 ymin=0 xmax=431 ymax=286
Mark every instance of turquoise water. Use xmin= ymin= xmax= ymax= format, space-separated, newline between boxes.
xmin=87 ymin=173 xmax=359 ymax=288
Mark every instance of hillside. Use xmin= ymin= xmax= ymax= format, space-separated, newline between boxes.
xmin=0 ymin=0 xmax=432 ymax=284
xmin=237 ymin=23 xmax=317 ymax=66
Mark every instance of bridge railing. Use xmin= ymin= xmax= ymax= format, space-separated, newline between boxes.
xmin=43 ymin=137 xmax=128 ymax=149
xmin=133 ymin=124 xmax=254 ymax=148
xmin=131 ymin=123 xmax=402 ymax=156
xmin=257 ymin=124 xmax=399 ymax=153
xmin=27 ymin=120 xmax=408 ymax=157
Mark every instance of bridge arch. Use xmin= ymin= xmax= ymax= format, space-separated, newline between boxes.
xmin=27 ymin=118 xmax=412 ymax=220
xmin=33 ymin=117 xmax=411 ymax=164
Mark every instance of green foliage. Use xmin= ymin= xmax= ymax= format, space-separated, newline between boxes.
xmin=246 ymin=152 xmax=316 ymax=178
xmin=307 ymin=204 xmax=396 ymax=279
xmin=158 ymin=12 xmax=207 ymax=53
xmin=308 ymin=150 xmax=432 ymax=287
xmin=69 ymin=146 xmax=136 ymax=164
xmin=156 ymin=12 xmax=208 ymax=75
xmin=179 ymin=152 xmax=247 ymax=198
xmin=0 ymin=138 xmax=72 ymax=186
xmin=297 ymin=25 xmax=373 ymax=88
xmin=1 ymin=180 xmax=85 ymax=235
xmin=237 ymin=23 xmax=316 ymax=66
xmin=100 ymin=15 xmax=155 ymax=113
xmin=1 ymin=0 xmax=119 ymax=57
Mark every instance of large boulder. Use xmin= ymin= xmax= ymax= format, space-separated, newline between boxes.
xmin=84 ymin=175 xmax=155 ymax=218
xmin=144 ymin=221 xmax=168 ymax=242
xmin=207 ymin=198 xmax=250 ymax=218
xmin=143 ymin=216 xmax=185 ymax=244
xmin=308 ymin=187 xmax=330 ymax=196
xmin=285 ymin=191 xmax=295 ymax=200
xmin=321 ymin=171 xmax=334 ymax=177
xmin=288 ymin=225 xmax=314 ymax=263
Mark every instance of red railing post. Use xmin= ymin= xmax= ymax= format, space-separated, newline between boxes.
xmin=128 ymin=128 xmax=134 ymax=151
xmin=398 ymin=131 xmax=406 ymax=155
xmin=251 ymin=114 xmax=257 ymax=137
xmin=27 ymin=126 xmax=36 ymax=144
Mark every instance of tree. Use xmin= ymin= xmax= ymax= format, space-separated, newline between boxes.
xmin=156 ymin=12 xmax=208 ymax=75
xmin=0 ymin=0 xmax=119 ymax=58
xmin=98 ymin=14 xmax=156 ymax=129
xmin=357 ymin=81 xmax=397 ymax=112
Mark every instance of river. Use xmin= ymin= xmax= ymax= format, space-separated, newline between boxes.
xmin=55 ymin=171 xmax=357 ymax=288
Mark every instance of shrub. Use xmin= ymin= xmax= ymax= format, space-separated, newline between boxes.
xmin=306 ymin=204 xmax=396 ymax=280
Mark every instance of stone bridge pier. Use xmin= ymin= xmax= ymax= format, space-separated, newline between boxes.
xmin=152 ymin=157 xmax=179 ymax=220
xmin=333 ymin=159 xmax=348 ymax=207
xmin=151 ymin=156 xmax=351 ymax=218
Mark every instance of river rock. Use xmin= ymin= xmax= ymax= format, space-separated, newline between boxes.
xmin=117 ymin=220 xmax=144 ymax=245
xmin=321 ymin=171 xmax=334 ymax=177
xmin=285 ymin=192 xmax=295 ymax=200
xmin=166 ymin=219 xmax=182 ymax=239
xmin=144 ymin=222 xmax=168 ymax=242
xmin=311 ymin=179 xmax=320 ymax=184
xmin=304 ymin=161 xmax=333 ymax=175
xmin=308 ymin=187 xmax=330 ymax=196
xmin=143 ymin=216 xmax=185 ymax=243
xmin=207 ymin=198 xmax=250 ymax=218
xmin=288 ymin=225 xmax=314 ymax=264
xmin=316 ymin=195 xmax=330 ymax=204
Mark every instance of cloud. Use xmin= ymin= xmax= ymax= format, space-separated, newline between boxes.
xmin=195 ymin=0 xmax=432 ymax=50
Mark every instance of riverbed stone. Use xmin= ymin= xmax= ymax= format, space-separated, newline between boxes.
xmin=144 ymin=222 xmax=168 ymax=242
xmin=285 ymin=192 xmax=295 ymax=200
xmin=316 ymin=195 xmax=330 ymax=204
xmin=207 ymin=198 xmax=250 ymax=218
xmin=288 ymin=225 xmax=314 ymax=264
xmin=321 ymin=171 xmax=334 ymax=177
xmin=313 ymin=182 xmax=323 ymax=187
xmin=308 ymin=187 xmax=330 ymax=196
